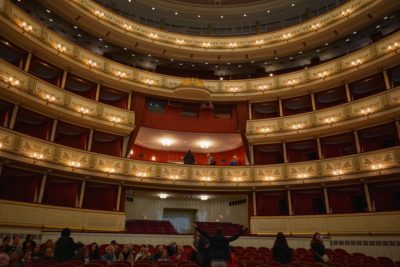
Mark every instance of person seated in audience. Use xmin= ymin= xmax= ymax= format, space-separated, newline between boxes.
xmin=110 ymin=240 xmax=120 ymax=258
xmin=207 ymin=154 xmax=216 ymax=166
xmin=42 ymin=248 xmax=54 ymax=260
xmin=157 ymin=250 xmax=171 ymax=262
xmin=72 ymin=242 xmax=85 ymax=261
xmin=88 ymin=243 xmax=101 ymax=261
xmin=101 ymin=245 xmax=116 ymax=265
xmin=152 ymin=245 xmax=165 ymax=261
xmin=22 ymin=250 xmax=32 ymax=265
xmin=54 ymin=228 xmax=76 ymax=262
xmin=44 ymin=240 xmax=54 ymax=251
xmin=229 ymin=156 xmax=238 ymax=166
xmin=134 ymin=245 xmax=146 ymax=261
xmin=9 ymin=235 xmax=22 ymax=254
xmin=183 ymin=150 xmax=196 ymax=165
xmin=22 ymin=235 xmax=36 ymax=253
xmin=31 ymin=246 xmax=42 ymax=263
xmin=310 ymin=232 xmax=329 ymax=263
xmin=136 ymin=247 xmax=152 ymax=261
xmin=193 ymin=232 xmax=209 ymax=267
xmin=170 ymin=246 xmax=188 ymax=263
xmin=0 ymin=253 xmax=9 ymax=267
xmin=127 ymin=244 xmax=136 ymax=258
xmin=272 ymin=232 xmax=292 ymax=264
xmin=0 ymin=238 xmax=11 ymax=254
xmin=118 ymin=245 xmax=134 ymax=266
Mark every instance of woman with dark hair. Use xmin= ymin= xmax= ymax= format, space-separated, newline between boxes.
xmin=310 ymin=232 xmax=329 ymax=263
xmin=22 ymin=235 xmax=36 ymax=253
xmin=88 ymin=243 xmax=101 ymax=260
xmin=272 ymin=232 xmax=292 ymax=264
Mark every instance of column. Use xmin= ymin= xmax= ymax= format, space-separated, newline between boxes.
xmin=395 ymin=120 xmax=400 ymax=142
xmin=311 ymin=93 xmax=316 ymax=111
xmin=354 ymin=130 xmax=361 ymax=153
xmin=50 ymin=119 xmax=58 ymax=142
xmin=122 ymin=135 xmax=130 ymax=157
xmin=316 ymin=138 xmax=323 ymax=159
xmin=78 ymin=181 xmax=86 ymax=208
xmin=127 ymin=92 xmax=132 ymax=110
xmin=116 ymin=185 xmax=122 ymax=211
xmin=88 ymin=129 xmax=94 ymax=151
xmin=24 ymin=52 xmax=33 ymax=72
xmin=9 ymin=105 xmax=19 ymax=129
xmin=252 ymin=190 xmax=257 ymax=216
xmin=248 ymin=102 xmax=252 ymax=120
xmin=382 ymin=70 xmax=391 ymax=90
xmin=95 ymin=84 xmax=101 ymax=101
xmin=60 ymin=70 xmax=68 ymax=89
xmin=278 ymin=98 xmax=283 ymax=116
xmin=287 ymin=189 xmax=293 ymax=215
xmin=37 ymin=174 xmax=47 ymax=204
xmin=323 ymin=187 xmax=330 ymax=214
xmin=283 ymin=142 xmax=288 ymax=163
xmin=345 ymin=83 xmax=352 ymax=102
xmin=364 ymin=183 xmax=373 ymax=212
xmin=249 ymin=145 xmax=254 ymax=165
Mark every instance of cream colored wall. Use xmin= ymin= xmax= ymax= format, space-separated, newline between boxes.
xmin=125 ymin=196 xmax=248 ymax=226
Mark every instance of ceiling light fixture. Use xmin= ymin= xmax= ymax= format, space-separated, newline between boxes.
xmin=159 ymin=193 xmax=168 ymax=199
xmin=160 ymin=138 xmax=173 ymax=146
xmin=200 ymin=195 xmax=209 ymax=201
xmin=199 ymin=141 xmax=211 ymax=149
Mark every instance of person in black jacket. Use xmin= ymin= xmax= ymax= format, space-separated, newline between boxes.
xmin=310 ymin=232 xmax=329 ymax=263
xmin=194 ymin=223 xmax=247 ymax=267
xmin=183 ymin=150 xmax=195 ymax=165
xmin=272 ymin=232 xmax=292 ymax=264
xmin=54 ymin=228 xmax=76 ymax=262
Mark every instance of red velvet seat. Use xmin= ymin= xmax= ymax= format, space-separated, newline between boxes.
xmin=88 ymin=261 xmax=107 ymax=267
xmin=113 ymin=261 xmax=131 ymax=267
xmin=63 ymin=261 xmax=84 ymax=266
xmin=177 ymin=261 xmax=198 ymax=267
xmin=154 ymin=262 xmax=176 ymax=267
xmin=110 ymin=263 xmax=131 ymax=267
xmin=54 ymin=264 xmax=77 ymax=267
xmin=83 ymin=263 xmax=103 ymax=267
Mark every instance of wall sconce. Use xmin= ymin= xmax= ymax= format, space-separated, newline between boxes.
xmin=170 ymin=175 xmax=179 ymax=180
xmin=324 ymin=116 xmax=336 ymax=124
xmin=318 ymin=71 xmax=328 ymax=78
xmin=360 ymin=107 xmax=372 ymax=116
xmin=341 ymin=8 xmax=351 ymax=17
xmin=255 ymin=40 xmax=264 ymax=45
xmin=282 ymin=33 xmax=292 ymax=40
xmin=78 ymin=106 xmax=89 ymax=115
xmin=159 ymin=193 xmax=168 ymax=199
xmin=258 ymin=84 xmax=268 ymax=92
xmin=115 ymin=71 xmax=126 ymax=79
xmin=287 ymin=79 xmax=297 ymax=86
xmin=144 ymin=78 xmax=155 ymax=85
xmin=87 ymin=59 xmax=97 ymax=68
xmin=233 ymin=177 xmax=242 ymax=182
xmin=151 ymin=156 xmax=156 ymax=161
xmin=201 ymin=176 xmax=211 ymax=182
xmin=149 ymin=33 xmax=158 ymax=39
xmin=123 ymin=24 xmax=132 ymax=31
xmin=332 ymin=169 xmax=344 ymax=176
xmin=56 ymin=43 xmax=66 ymax=53
xmin=371 ymin=163 xmax=383 ymax=170
xmin=104 ymin=167 xmax=115 ymax=173
xmin=297 ymin=173 xmax=308 ymax=179
xmin=45 ymin=93 xmax=56 ymax=103
xmin=136 ymin=172 xmax=147 ymax=177
xmin=259 ymin=127 xmax=271 ymax=134
xmin=311 ymin=23 xmax=321 ymax=30
xmin=199 ymin=195 xmax=209 ymax=201
xmin=0 ymin=142 xmax=3 ymax=149
xmin=230 ymin=87 xmax=239 ymax=94
xmin=387 ymin=42 xmax=399 ymax=51
xmin=228 ymin=42 xmax=237 ymax=48
xmin=291 ymin=123 xmax=303 ymax=130
xmin=176 ymin=39 xmax=185 ymax=45
xmin=31 ymin=152 xmax=44 ymax=162
xmin=202 ymin=42 xmax=211 ymax=48
xmin=351 ymin=58 xmax=362 ymax=67
xmin=264 ymin=176 xmax=274 ymax=181
xmin=111 ymin=116 xmax=121 ymax=124
xmin=7 ymin=76 xmax=20 ymax=87
xmin=21 ymin=21 xmax=33 ymax=32
xmin=95 ymin=10 xmax=104 ymax=18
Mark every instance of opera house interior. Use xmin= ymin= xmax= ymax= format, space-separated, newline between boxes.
xmin=0 ymin=0 xmax=400 ymax=266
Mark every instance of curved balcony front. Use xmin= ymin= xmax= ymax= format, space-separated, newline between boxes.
xmin=1 ymin=1 xmax=400 ymax=101
xmin=39 ymin=0 xmax=399 ymax=63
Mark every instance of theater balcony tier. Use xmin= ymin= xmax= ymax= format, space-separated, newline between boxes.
xmin=0 ymin=59 xmax=135 ymax=136
xmin=0 ymin=199 xmax=125 ymax=231
xmin=246 ymin=86 xmax=400 ymax=143
xmin=39 ymin=0 xmax=399 ymax=63
xmin=1 ymin=1 xmax=400 ymax=101
xmin=0 ymin=127 xmax=399 ymax=190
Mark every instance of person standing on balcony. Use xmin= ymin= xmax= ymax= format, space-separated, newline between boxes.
xmin=193 ymin=223 xmax=247 ymax=267
xmin=183 ymin=150 xmax=196 ymax=164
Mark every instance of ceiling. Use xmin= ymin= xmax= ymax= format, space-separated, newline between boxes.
xmin=135 ymin=127 xmax=243 ymax=153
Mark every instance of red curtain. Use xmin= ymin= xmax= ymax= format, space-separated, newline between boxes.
xmin=369 ymin=182 xmax=400 ymax=212
xmin=131 ymin=144 xmax=245 ymax=165
xmin=254 ymin=144 xmax=284 ymax=165
xmin=43 ymin=179 xmax=79 ymax=208
xmin=83 ymin=183 xmax=117 ymax=211
xmin=291 ymin=189 xmax=325 ymax=215
xmin=256 ymin=191 xmax=288 ymax=216
xmin=328 ymin=186 xmax=366 ymax=214
xmin=0 ymin=171 xmax=38 ymax=203
xmin=143 ymin=103 xmax=238 ymax=133
xmin=119 ymin=187 xmax=126 ymax=212
xmin=91 ymin=138 xmax=122 ymax=157
xmin=13 ymin=120 xmax=52 ymax=140
xmin=286 ymin=139 xmax=318 ymax=162
xmin=236 ymin=102 xmax=250 ymax=161
xmin=55 ymin=132 xmax=89 ymax=150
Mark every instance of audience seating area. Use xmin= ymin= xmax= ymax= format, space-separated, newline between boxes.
xmin=195 ymin=222 xmax=245 ymax=236
xmin=125 ymin=220 xmax=178 ymax=234
xmin=233 ymin=246 xmax=400 ymax=267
